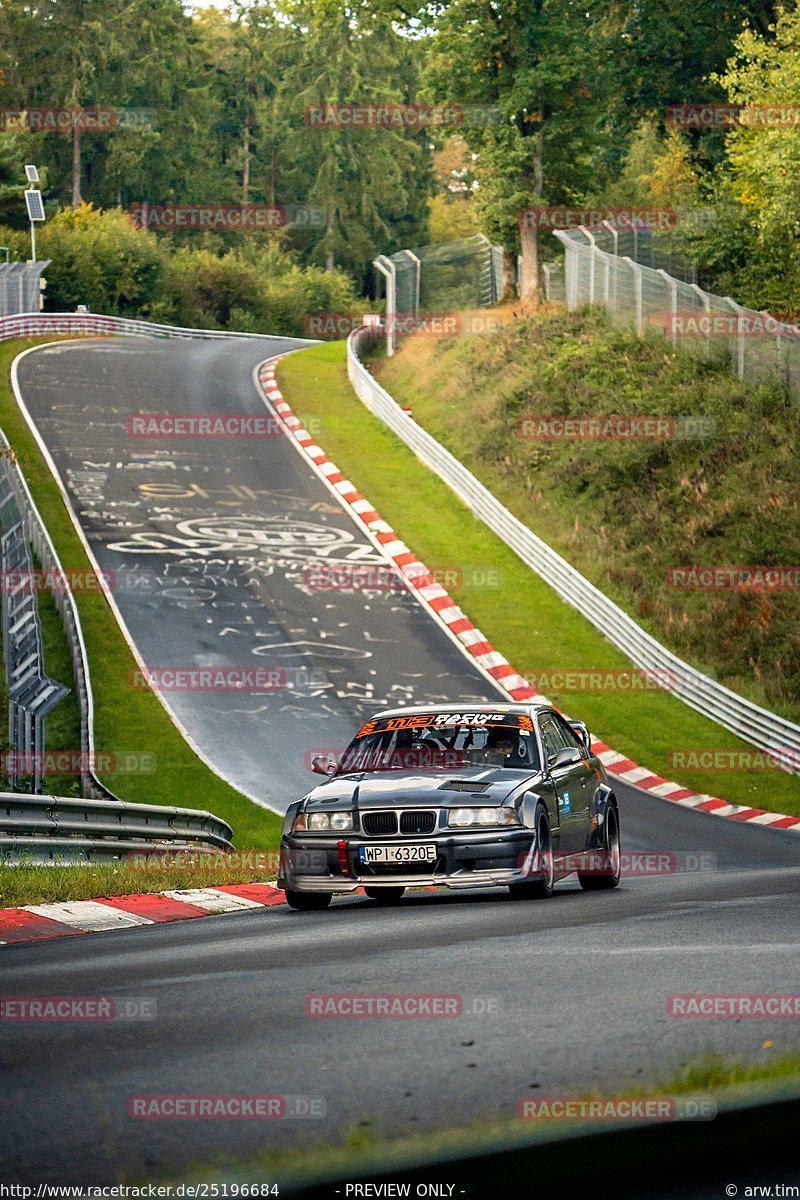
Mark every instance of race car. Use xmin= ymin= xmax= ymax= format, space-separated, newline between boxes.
xmin=278 ymin=702 xmax=621 ymax=910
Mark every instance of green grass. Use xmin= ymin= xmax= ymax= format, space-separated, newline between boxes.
xmin=173 ymin=1052 xmax=800 ymax=1184
xmin=375 ymin=308 xmax=800 ymax=724
xmin=0 ymin=339 xmax=281 ymax=849
xmin=277 ymin=341 xmax=800 ymax=814
xmin=0 ymin=852 xmax=280 ymax=908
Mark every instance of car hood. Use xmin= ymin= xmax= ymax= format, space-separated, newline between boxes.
xmin=305 ymin=767 xmax=542 ymax=808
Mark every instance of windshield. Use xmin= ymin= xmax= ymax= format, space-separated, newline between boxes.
xmin=337 ymin=712 xmax=541 ymax=774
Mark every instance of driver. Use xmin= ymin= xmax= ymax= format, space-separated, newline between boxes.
xmin=485 ymin=728 xmax=520 ymax=761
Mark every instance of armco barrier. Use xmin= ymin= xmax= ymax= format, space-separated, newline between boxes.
xmin=0 ymin=439 xmax=70 ymax=792
xmin=0 ymin=427 xmax=105 ymax=799
xmin=0 ymin=792 xmax=234 ymax=863
xmin=0 ymin=311 xmax=287 ymax=342
xmin=346 ymin=326 xmax=800 ymax=770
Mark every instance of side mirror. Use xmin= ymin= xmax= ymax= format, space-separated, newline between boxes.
xmin=568 ymin=721 xmax=591 ymax=754
xmin=549 ymin=746 xmax=581 ymax=770
xmin=310 ymin=754 xmax=337 ymax=777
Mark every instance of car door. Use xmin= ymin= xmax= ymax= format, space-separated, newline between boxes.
xmin=551 ymin=711 xmax=594 ymax=848
xmin=537 ymin=711 xmax=587 ymax=853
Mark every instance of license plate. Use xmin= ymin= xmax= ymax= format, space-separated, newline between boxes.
xmin=358 ymin=843 xmax=437 ymax=865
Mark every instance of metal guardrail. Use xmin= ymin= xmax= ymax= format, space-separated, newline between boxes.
xmin=0 ymin=792 xmax=234 ymax=863
xmin=0 ymin=426 xmax=116 ymax=801
xmin=0 ymin=440 xmax=70 ymax=792
xmin=347 ymin=326 xmax=800 ymax=769
xmin=0 ymin=311 xmax=313 ymax=343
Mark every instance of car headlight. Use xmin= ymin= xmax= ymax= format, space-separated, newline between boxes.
xmin=295 ymin=810 xmax=354 ymax=832
xmin=448 ymin=807 xmax=521 ymax=828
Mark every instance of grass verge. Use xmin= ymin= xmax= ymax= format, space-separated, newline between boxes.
xmin=277 ymin=341 xmax=800 ymax=814
xmin=0 ymin=853 xmax=280 ymax=909
xmin=174 ymin=1053 xmax=800 ymax=1183
xmin=374 ymin=307 xmax=800 ymax=724
xmin=0 ymin=338 xmax=281 ymax=848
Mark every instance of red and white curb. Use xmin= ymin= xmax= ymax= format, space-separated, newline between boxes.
xmin=0 ymin=883 xmax=287 ymax=945
xmin=256 ymin=357 xmax=800 ymax=838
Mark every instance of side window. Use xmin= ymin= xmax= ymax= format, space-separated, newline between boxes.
xmin=538 ymin=714 xmax=568 ymax=761
xmin=552 ymin=713 xmax=585 ymax=752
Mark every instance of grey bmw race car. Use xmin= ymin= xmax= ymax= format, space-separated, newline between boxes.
xmin=278 ymin=702 xmax=621 ymax=910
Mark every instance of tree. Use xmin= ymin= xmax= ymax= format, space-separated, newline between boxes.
xmin=427 ymin=0 xmax=624 ymax=301
xmin=279 ymin=0 xmax=430 ymax=276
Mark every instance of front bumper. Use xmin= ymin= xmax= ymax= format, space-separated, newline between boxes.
xmin=278 ymin=828 xmax=536 ymax=893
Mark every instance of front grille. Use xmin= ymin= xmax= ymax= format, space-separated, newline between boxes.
xmin=400 ymin=810 xmax=436 ymax=834
xmin=362 ymin=811 xmax=398 ymax=836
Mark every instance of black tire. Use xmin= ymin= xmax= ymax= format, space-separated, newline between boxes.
xmin=508 ymin=805 xmax=555 ymax=900
xmin=364 ymin=886 xmax=405 ymax=904
xmin=578 ymin=803 xmax=621 ymax=891
xmin=284 ymin=889 xmax=332 ymax=911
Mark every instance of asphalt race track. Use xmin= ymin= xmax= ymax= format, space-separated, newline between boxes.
xmin=2 ymin=336 xmax=799 ymax=1187
xmin=14 ymin=337 xmax=497 ymax=808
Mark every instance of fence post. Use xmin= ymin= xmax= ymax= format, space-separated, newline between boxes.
xmin=689 ymin=283 xmax=712 ymax=362
xmin=373 ymin=254 xmax=397 ymax=357
xmin=577 ymin=227 xmax=597 ymax=305
xmin=622 ymin=257 xmax=644 ymax=336
xmin=552 ymin=231 xmax=577 ymax=309
xmin=601 ymin=222 xmax=619 ymax=311
xmin=657 ymin=269 xmax=678 ymax=345
xmin=723 ymin=296 xmax=746 ymax=381
xmin=396 ymin=248 xmax=421 ymax=316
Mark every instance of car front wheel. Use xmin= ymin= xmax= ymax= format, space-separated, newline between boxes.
xmin=509 ymin=804 xmax=554 ymax=900
xmin=284 ymin=889 xmax=332 ymax=911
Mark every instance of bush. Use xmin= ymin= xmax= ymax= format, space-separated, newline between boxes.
xmin=0 ymin=202 xmax=363 ymax=335
xmin=167 ymin=244 xmax=360 ymax=336
xmin=20 ymin=204 xmax=169 ymax=315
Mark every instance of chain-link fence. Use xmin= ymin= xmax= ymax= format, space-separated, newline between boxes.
xmin=0 ymin=262 xmax=50 ymax=316
xmin=374 ymin=234 xmax=504 ymax=355
xmin=544 ymin=225 xmax=800 ymax=398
